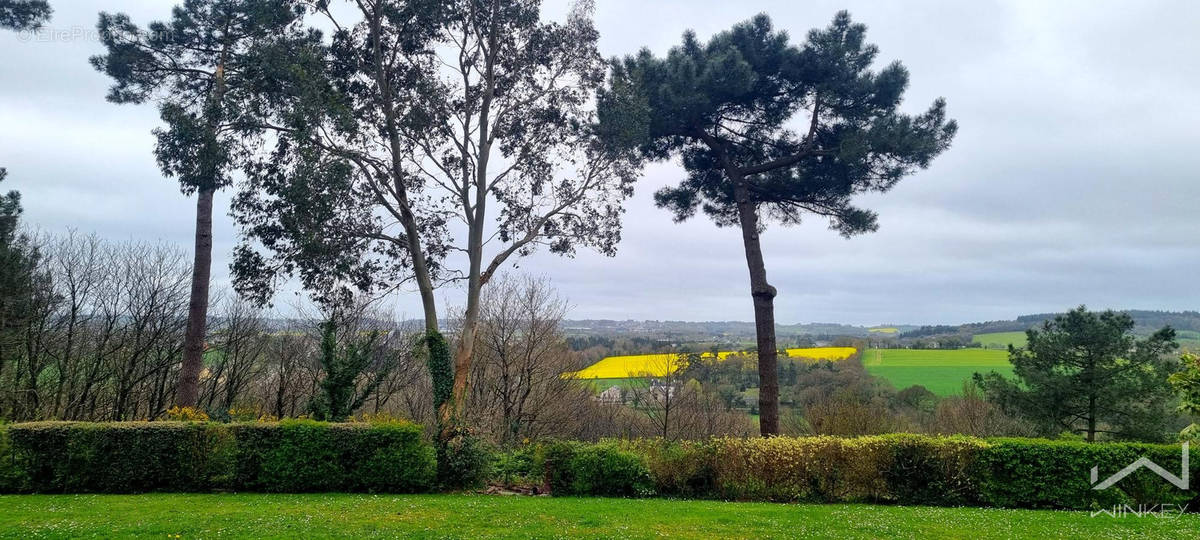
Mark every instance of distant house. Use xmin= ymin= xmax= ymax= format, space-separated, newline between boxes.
xmin=647 ymin=381 xmax=676 ymax=401
xmin=597 ymin=386 xmax=624 ymax=405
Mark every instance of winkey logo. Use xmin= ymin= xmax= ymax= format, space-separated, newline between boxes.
xmin=1091 ymin=442 xmax=1189 ymax=490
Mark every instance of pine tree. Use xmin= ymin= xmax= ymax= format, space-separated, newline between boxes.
xmin=91 ymin=1 xmax=300 ymax=407
xmin=599 ymin=12 xmax=956 ymax=434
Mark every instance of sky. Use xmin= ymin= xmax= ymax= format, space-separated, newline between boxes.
xmin=1 ymin=0 xmax=1198 ymax=326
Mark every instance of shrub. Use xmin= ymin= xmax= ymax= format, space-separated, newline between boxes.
xmin=349 ymin=421 xmax=437 ymax=492
xmin=435 ymin=430 xmax=493 ymax=490
xmin=543 ymin=441 xmax=653 ymax=497
xmin=586 ymin=435 xmax=1197 ymax=509
xmin=3 ymin=420 xmax=435 ymax=494
xmin=878 ymin=434 xmax=984 ymax=505
xmin=165 ymin=407 xmax=210 ymax=422
xmin=493 ymin=445 xmax=543 ymax=489
xmin=0 ymin=424 xmax=21 ymax=492
xmin=240 ymin=420 xmax=348 ymax=492
xmin=231 ymin=419 xmax=435 ymax=493
xmin=620 ymin=439 xmax=714 ymax=497
xmin=710 ymin=435 xmax=890 ymax=502
xmin=973 ymin=438 xmax=1198 ymax=509
xmin=3 ymin=423 xmax=1196 ymax=510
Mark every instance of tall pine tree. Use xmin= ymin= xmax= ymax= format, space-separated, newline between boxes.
xmin=91 ymin=1 xmax=300 ymax=407
xmin=599 ymin=12 xmax=956 ymax=434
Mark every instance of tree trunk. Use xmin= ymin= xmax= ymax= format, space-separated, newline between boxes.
xmin=1087 ymin=394 xmax=1097 ymax=442
xmin=733 ymin=178 xmax=780 ymax=436
xmin=439 ymin=30 xmax=497 ymax=436
xmin=175 ymin=187 xmax=214 ymax=408
xmin=442 ymin=199 xmax=485 ymax=433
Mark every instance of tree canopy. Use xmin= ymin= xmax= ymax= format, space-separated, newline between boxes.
xmin=0 ymin=0 xmax=50 ymax=31
xmin=600 ymin=11 xmax=956 ymax=233
xmin=230 ymin=0 xmax=640 ymax=440
xmin=977 ymin=306 xmax=1179 ymax=442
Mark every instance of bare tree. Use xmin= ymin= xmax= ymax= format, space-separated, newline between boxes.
xmin=628 ymin=354 xmax=691 ymax=440
xmin=466 ymin=275 xmax=589 ymax=445
xmin=0 ymin=234 xmax=189 ymax=421
xmin=200 ymin=293 xmax=269 ymax=414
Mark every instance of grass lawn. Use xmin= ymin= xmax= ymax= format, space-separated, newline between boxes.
xmin=1 ymin=493 xmax=1197 ymax=539
xmin=862 ymin=349 xmax=1013 ymax=396
xmin=971 ymin=331 xmax=1028 ymax=349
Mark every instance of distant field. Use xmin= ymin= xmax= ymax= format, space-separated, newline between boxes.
xmin=569 ymin=347 xmax=857 ymax=379
xmin=868 ymin=327 xmax=899 ymax=334
xmin=862 ymin=349 xmax=1013 ymax=396
xmin=574 ymin=347 xmax=1013 ymax=397
xmin=972 ymin=331 xmax=1028 ymax=349
xmin=1176 ymin=330 xmax=1200 ymax=351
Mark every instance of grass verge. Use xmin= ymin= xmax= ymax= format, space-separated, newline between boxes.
xmin=0 ymin=493 xmax=1196 ymax=539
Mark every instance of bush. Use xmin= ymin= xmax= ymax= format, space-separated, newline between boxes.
xmin=543 ymin=441 xmax=653 ymax=497
xmin=352 ymin=422 xmax=438 ymax=492
xmin=973 ymin=438 xmax=1198 ymax=509
xmin=620 ymin=439 xmax=715 ymax=497
xmin=879 ymin=434 xmax=983 ymax=505
xmin=436 ymin=430 xmax=493 ymax=490
xmin=235 ymin=420 xmax=347 ymax=492
xmin=492 ymin=445 xmax=543 ymax=489
xmin=710 ymin=435 xmax=891 ymax=502
xmin=0 ymin=424 xmax=21 ymax=492
xmin=2 ymin=420 xmax=435 ymax=494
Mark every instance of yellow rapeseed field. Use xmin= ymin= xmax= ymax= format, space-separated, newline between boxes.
xmin=782 ymin=347 xmax=858 ymax=361
xmin=568 ymin=347 xmax=857 ymax=379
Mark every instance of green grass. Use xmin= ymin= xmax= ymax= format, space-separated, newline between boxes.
xmin=972 ymin=331 xmax=1028 ymax=349
xmin=863 ymin=349 xmax=1013 ymax=396
xmin=580 ymin=377 xmax=647 ymax=393
xmin=0 ymin=494 xmax=1196 ymax=539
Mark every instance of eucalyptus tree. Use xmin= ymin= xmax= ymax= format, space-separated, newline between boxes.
xmin=0 ymin=0 xmax=50 ymax=31
xmin=599 ymin=12 xmax=956 ymax=435
xmin=232 ymin=0 xmax=639 ymax=436
xmin=91 ymin=0 xmax=302 ymax=408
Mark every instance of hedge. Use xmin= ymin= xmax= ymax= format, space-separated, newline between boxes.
xmin=3 ymin=421 xmax=1196 ymax=510
xmin=535 ymin=435 xmax=1200 ymax=510
xmin=0 ymin=420 xmax=435 ymax=493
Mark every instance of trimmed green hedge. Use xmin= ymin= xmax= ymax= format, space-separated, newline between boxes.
xmin=3 ymin=421 xmax=1195 ymax=511
xmin=974 ymin=438 xmax=1196 ymax=509
xmin=0 ymin=420 xmax=435 ymax=493
xmin=534 ymin=435 xmax=1199 ymax=510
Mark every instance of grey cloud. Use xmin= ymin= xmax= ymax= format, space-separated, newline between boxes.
xmin=2 ymin=0 xmax=1197 ymax=326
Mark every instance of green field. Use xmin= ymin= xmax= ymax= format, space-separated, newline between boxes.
xmin=862 ymin=348 xmax=1013 ymax=396
xmin=582 ymin=377 xmax=647 ymax=393
xmin=972 ymin=331 xmax=1028 ymax=349
xmin=0 ymin=494 xmax=1195 ymax=539
xmin=1176 ymin=330 xmax=1200 ymax=351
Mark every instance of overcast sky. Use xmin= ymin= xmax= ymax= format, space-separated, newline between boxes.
xmin=2 ymin=0 xmax=1198 ymax=326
